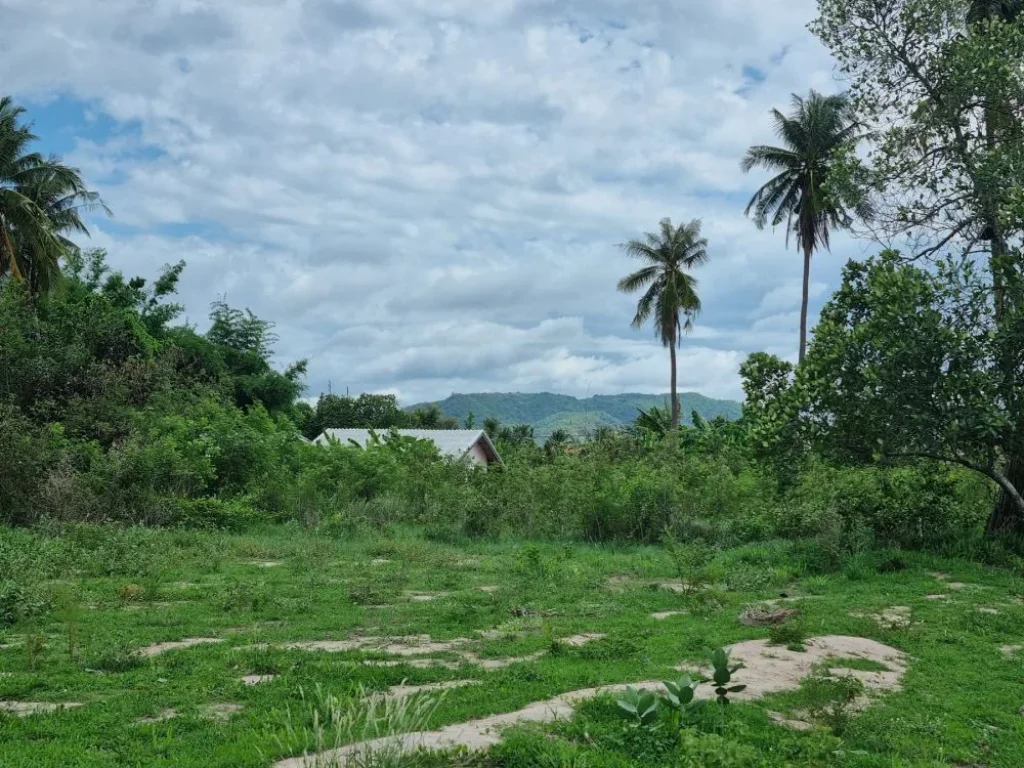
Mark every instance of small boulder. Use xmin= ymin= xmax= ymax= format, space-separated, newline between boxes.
xmin=740 ymin=607 xmax=799 ymax=627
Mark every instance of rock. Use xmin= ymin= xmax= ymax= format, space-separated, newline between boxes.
xmin=740 ymin=607 xmax=799 ymax=627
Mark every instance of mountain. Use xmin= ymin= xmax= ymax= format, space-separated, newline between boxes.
xmin=407 ymin=392 xmax=742 ymax=438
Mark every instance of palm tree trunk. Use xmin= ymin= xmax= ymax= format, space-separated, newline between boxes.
xmin=0 ymin=219 xmax=24 ymax=280
xmin=798 ymin=243 xmax=812 ymax=364
xmin=669 ymin=339 xmax=680 ymax=432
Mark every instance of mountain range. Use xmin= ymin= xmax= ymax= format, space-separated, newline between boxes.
xmin=408 ymin=392 xmax=743 ymax=438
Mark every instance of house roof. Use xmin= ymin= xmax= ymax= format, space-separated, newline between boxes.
xmin=313 ymin=429 xmax=502 ymax=464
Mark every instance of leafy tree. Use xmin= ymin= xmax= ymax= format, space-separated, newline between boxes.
xmin=741 ymin=91 xmax=867 ymax=363
xmin=483 ymin=417 xmax=501 ymax=439
xmin=408 ymin=404 xmax=458 ymax=429
xmin=543 ymin=428 xmax=574 ymax=458
xmin=617 ymin=218 xmax=709 ymax=430
xmin=0 ymin=96 xmax=107 ymax=294
xmin=498 ymin=423 xmax=535 ymax=448
xmin=303 ymin=393 xmax=410 ymax=438
xmin=811 ymin=0 xmax=1024 ymax=539
xmin=797 ymin=252 xmax=1024 ymax=533
xmin=967 ymin=0 xmax=1024 ymax=25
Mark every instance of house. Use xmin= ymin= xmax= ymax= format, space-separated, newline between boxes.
xmin=312 ymin=429 xmax=503 ymax=467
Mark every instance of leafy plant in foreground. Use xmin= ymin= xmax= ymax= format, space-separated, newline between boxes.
xmin=614 ymin=687 xmax=660 ymax=728
xmin=661 ymin=674 xmax=699 ymax=730
xmin=708 ymin=647 xmax=746 ymax=705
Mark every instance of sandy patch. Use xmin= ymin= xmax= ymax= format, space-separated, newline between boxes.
xmin=460 ymin=651 xmax=547 ymax=670
xmin=370 ymin=559 xmax=391 ymax=565
xmin=379 ymin=681 xmax=480 ymax=700
xmin=455 ymin=558 xmax=482 ymax=568
xmin=650 ymin=611 xmax=686 ymax=621
xmin=476 ymin=586 xmax=500 ymax=593
xmin=137 ymin=637 xmax=223 ymax=657
xmin=1000 ymin=644 xmax=1023 ymax=656
xmin=928 ymin=572 xmax=949 ymax=580
xmin=923 ymin=594 xmax=949 ymax=600
xmin=762 ymin=597 xmax=806 ymax=607
xmin=281 ymin=635 xmax=470 ymax=656
xmin=364 ymin=659 xmax=463 ymax=670
xmin=676 ymin=635 xmax=907 ymax=698
xmin=405 ymin=592 xmax=451 ymax=602
xmin=276 ymin=635 xmax=905 ymax=767
xmin=247 ymin=561 xmax=283 ymax=568
xmin=656 ymin=580 xmax=693 ymax=593
xmin=241 ymin=674 xmax=277 ymax=685
xmin=137 ymin=709 xmax=178 ymax=724
xmin=849 ymin=606 xmax=911 ymax=629
xmin=946 ymin=582 xmax=968 ymax=590
xmin=0 ymin=701 xmax=82 ymax=717
xmin=201 ymin=703 xmax=243 ymax=721
xmin=767 ymin=710 xmax=815 ymax=731
xmin=977 ymin=607 xmax=1001 ymax=615
xmin=559 ymin=633 xmax=606 ymax=647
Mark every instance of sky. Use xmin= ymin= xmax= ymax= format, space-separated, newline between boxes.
xmin=2 ymin=0 xmax=874 ymax=405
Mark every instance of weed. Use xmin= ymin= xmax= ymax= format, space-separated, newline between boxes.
xmin=662 ymin=528 xmax=713 ymax=595
xmin=768 ymin=617 xmax=808 ymax=649
xmin=24 ymin=631 xmax=47 ymax=671
xmin=801 ymin=673 xmax=864 ymax=736
xmin=271 ymin=684 xmax=443 ymax=767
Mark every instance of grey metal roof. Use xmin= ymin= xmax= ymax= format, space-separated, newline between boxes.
xmin=313 ymin=429 xmax=502 ymax=464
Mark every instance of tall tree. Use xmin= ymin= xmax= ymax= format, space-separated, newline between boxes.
xmin=967 ymin=0 xmax=1023 ymax=24
xmin=0 ymin=96 xmax=107 ymax=294
xmin=812 ymin=0 xmax=1024 ymax=534
xmin=741 ymin=91 xmax=868 ymax=364
xmin=617 ymin=218 xmax=708 ymax=431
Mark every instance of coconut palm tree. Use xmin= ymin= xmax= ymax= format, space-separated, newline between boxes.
xmin=741 ymin=90 xmax=866 ymax=364
xmin=0 ymin=95 xmax=107 ymax=294
xmin=617 ymin=218 xmax=708 ymax=432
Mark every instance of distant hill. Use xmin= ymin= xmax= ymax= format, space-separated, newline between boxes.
xmin=407 ymin=392 xmax=742 ymax=439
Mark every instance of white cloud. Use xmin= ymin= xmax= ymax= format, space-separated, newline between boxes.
xmin=3 ymin=0 xmax=862 ymax=404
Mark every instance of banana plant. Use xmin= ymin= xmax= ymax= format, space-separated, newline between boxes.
xmin=709 ymin=647 xmax=746 ymax=705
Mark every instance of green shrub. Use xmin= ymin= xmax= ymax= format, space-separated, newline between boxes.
xmin=0 ymin=581 xmax=49 ymax=626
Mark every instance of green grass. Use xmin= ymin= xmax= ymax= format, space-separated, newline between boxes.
xmin=0 ymin=525 xmax=1022 ymax=766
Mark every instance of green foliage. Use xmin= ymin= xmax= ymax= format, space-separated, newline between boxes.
xmin=708 ymin=647 xmax=746 ymax=706
xmin=767 ymin=616 xmax=808 ymax=649
xmin=0 ymin=580 xmax=49 ymax=626
xmin=614 ymin=688 xmax=661 ymax=728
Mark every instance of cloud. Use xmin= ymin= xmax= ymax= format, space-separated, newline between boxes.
xmin=3 ymin=0 xmax=860 ymax=405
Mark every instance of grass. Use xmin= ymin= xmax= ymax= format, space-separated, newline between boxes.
xmin=0 ymin=524 xmax=1021 ymax=766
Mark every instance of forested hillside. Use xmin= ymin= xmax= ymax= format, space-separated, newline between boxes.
xmin=408 ymin=391 xmax=742 ymax=436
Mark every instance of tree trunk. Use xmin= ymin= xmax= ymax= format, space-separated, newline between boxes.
xmin=987 ymin=453 xmax=1024 ymax=535
xmin=798 ymin=243 xmax=812 ymax=365
xmin=669 ymin=338 xmax=679 ymax=432
xmin=0 ymin=219 xmax=24 ymax=280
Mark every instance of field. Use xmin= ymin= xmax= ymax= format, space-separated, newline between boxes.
xmin=1 ymin=526 xmax=1023 ymax=767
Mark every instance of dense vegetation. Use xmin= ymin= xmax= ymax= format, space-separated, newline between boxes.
xmin=3 ymin=1 xmax=1024 ymax=766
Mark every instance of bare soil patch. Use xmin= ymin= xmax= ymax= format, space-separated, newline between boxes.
xmin=0 ymin=701 xmax=82 ymax=717
xmin=241 ymin=674 xmax=276 ymax=685
xmin=137 ymin=637 xmax=223 ymax=657
xmin=200 ymin=703 xmax=243 ymax=721
xmin=275 ymin=635 xmax=906 ymax=767
xmin=848 ymin=606 xmax=911 ymax=629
